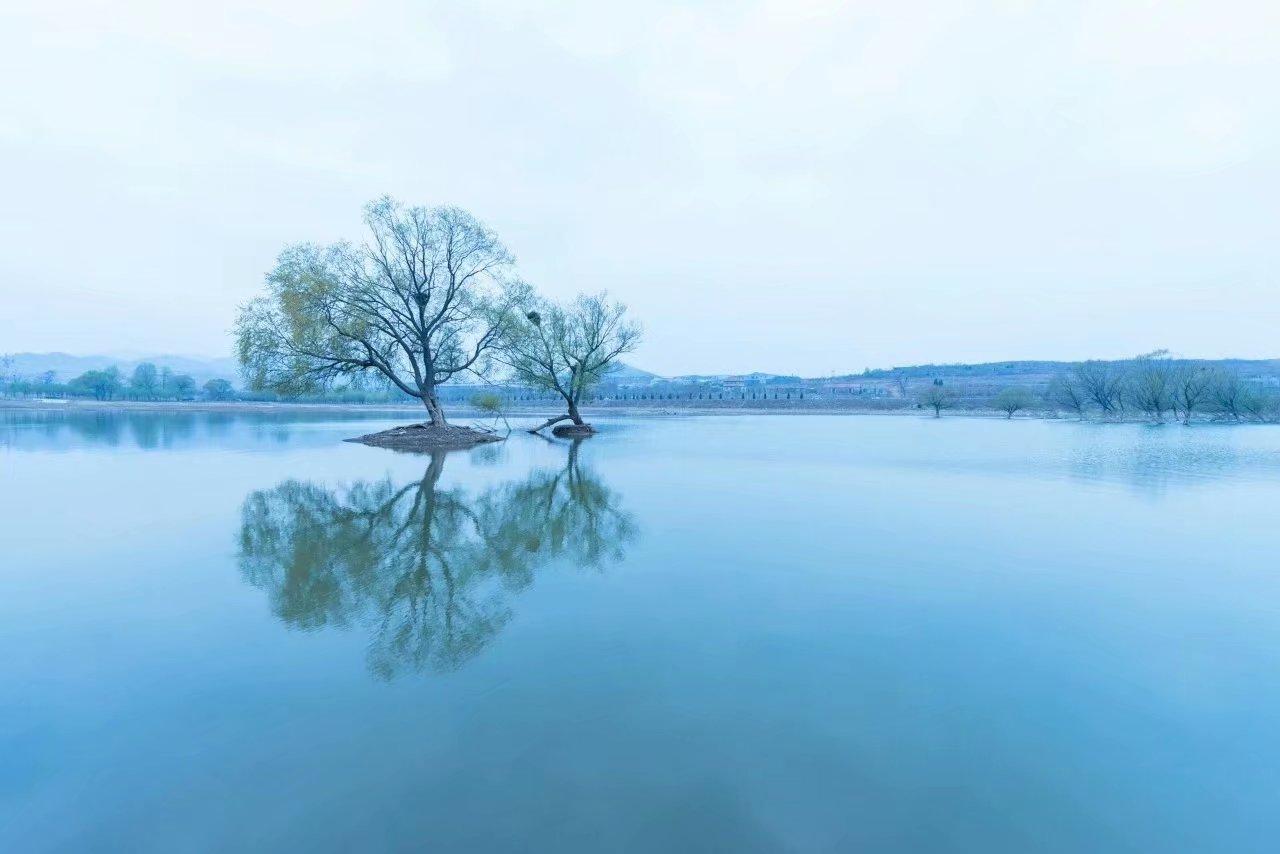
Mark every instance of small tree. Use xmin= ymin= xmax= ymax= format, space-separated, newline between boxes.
xmin=992 ymin=386 xmax=1035 ymax=419
xmin=498 ymin=293 xmax=641 ymax=433
xmin=918 ymin=383 xmax=957 ymax=417
xmin=203 ymin=378 xmax=235 ymax=401
xmin=130 ymin=363 xmax=160 ymax=399
xmin=170 ymin=374 xmax=196 ymax=399
xmin=470 ymin=391 xmax=511 ymax=435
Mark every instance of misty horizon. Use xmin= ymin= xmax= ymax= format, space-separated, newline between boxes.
xmin=8 ymin=348 xmax=1280 ymax=385
xmin=3 ymin=1 xmax=1278 ymax=376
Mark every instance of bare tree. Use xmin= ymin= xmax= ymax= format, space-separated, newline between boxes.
xmin=1210 ymin=369 xmax=1251 ymax=420
xmin=992 ymin=386 xmax=1035 ymax=418
xmin=1171 ymin=364 xmax=1213 ymax=424
xmin=1073 ymin=361 xmax=1126 ymax=415
xmin=918 ymin=383 xmax=957 ymax=417
xmin=498 ymin=293 xmax=641 ymax=433
xmin=1127 ymin=355 xmax=1174 ymax=421
xmin=893 ymin=373 xmax=910 ymax=400
xmin=236 ymin=197 xmax=525 ymax=427
xmin=1241 ymin=388 xmax=1280 ymax=423
xmin=1046 ymin=373 xmax=1088 ymax=419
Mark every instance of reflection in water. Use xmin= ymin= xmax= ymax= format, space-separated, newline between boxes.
xmin=237 ymin=443 xmax=635 ymax=679
xmin=0 ymin=408 xmax=422 ymax=452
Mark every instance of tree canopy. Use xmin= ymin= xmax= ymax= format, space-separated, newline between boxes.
xmin=236 ymin=197 xmax=526 ymax=426
xmin=69 ymin=367 xmax=123 ymax=400
xmin=498 ymin=293 xmax=640 ymax=431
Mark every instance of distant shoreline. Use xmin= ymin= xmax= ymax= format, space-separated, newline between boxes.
xmin=1 ymin=396 xmax=1258 ymax=424
xmin=0 ymin=396 xmax=986 ymax=419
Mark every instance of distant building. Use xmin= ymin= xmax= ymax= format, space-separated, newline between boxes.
xmin=824 ymin=382 xmax=889 ymax=397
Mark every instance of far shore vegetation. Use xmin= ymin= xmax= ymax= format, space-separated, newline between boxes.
xmin=2 ymin=193 xmax=1277 ymax=431
xmin=5 ymin=351 xmax=1279 ymax=425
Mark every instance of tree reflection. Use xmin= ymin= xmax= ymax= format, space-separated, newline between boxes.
xmin=237 ymin=442 xmax=635 ymax=679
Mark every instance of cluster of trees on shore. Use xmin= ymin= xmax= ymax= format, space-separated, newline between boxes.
xmin=955 ymin=351 xmax=1280 ymax=423
xmin=0 ymin=358 xmax=237 ymax=403
xmin=235 ymin=196 xmax=640 ymax=432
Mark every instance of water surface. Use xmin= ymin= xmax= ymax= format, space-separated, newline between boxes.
xmin=3 ymin=410 xmax=1279 ymax=852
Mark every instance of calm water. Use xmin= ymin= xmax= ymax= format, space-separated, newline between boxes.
xmin=3 ymin=409 xmax=1279 ymax=852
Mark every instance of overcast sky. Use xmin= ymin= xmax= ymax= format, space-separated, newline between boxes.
xmin=2 ymin=0 xmax=1277 ymax=376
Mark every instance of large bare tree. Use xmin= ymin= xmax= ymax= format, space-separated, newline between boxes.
xmin=1073 ymin=361 xmax=1126 ymax=415
xmin=236 ymin=197 xmax=525 ymax=426
xmin=1127 ymin=354 xmax=1174 ymax=421
xmin=1047 ymin=372 xmax=1089 ymax=419
xmin=497 ymin=293 xmax=641 ymax=433
xmin=1171 ymin=364 xmax=1213 ymax=424
xmin=1211 ymin=368 xmax=1252 ymax=421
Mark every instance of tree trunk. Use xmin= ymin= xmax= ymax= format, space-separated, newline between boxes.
xmin=528 ymin=414 xmax=573 ymax=434
xmin=529 ymin=392 xmax=588 ymax=434
xmin=423 ymin=392 xmax=447 ymax=427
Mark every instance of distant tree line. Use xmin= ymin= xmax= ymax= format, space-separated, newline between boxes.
xmin=971 ymin=351 xmax=1280 ymax=423
xmin=0 ymin=359 xmax=236 ymax=403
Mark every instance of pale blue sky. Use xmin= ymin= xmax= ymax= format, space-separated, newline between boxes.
xmin=1 ymin=0 xmax=1276 ymax=376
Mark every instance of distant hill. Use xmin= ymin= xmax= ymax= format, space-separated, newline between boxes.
xmin=3 ymin=353 xmax=241 ymax=386
xmin=606 ymin=361 xmax=659 ymax=381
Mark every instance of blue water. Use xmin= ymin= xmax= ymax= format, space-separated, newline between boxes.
xmin=2 ymin=409 xmax=1279 ymax=852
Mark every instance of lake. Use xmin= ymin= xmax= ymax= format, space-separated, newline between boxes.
xmin=2 ymin=409 xmax=1279 ymax=852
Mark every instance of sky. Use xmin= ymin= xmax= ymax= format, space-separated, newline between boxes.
xmin=1 ymin=0 xmax=1277 ymax=376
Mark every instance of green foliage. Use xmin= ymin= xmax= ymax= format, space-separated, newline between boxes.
xmin=203 ymin=378 xmax=235 ymax=401
xmin=470 ymin=391 xmax=504 ymax=413
xmin=130 ymin=363 xmax=160 ymax=399
xmin=498 ymin=293 xmax=641 ymax=415
xmin=69 ymin=367 xmax=123 ymax=400
xmin=235 ymin=197 xmax=525 ymax=423
xmin=237 ymin=449 xmax=634 ymax=678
